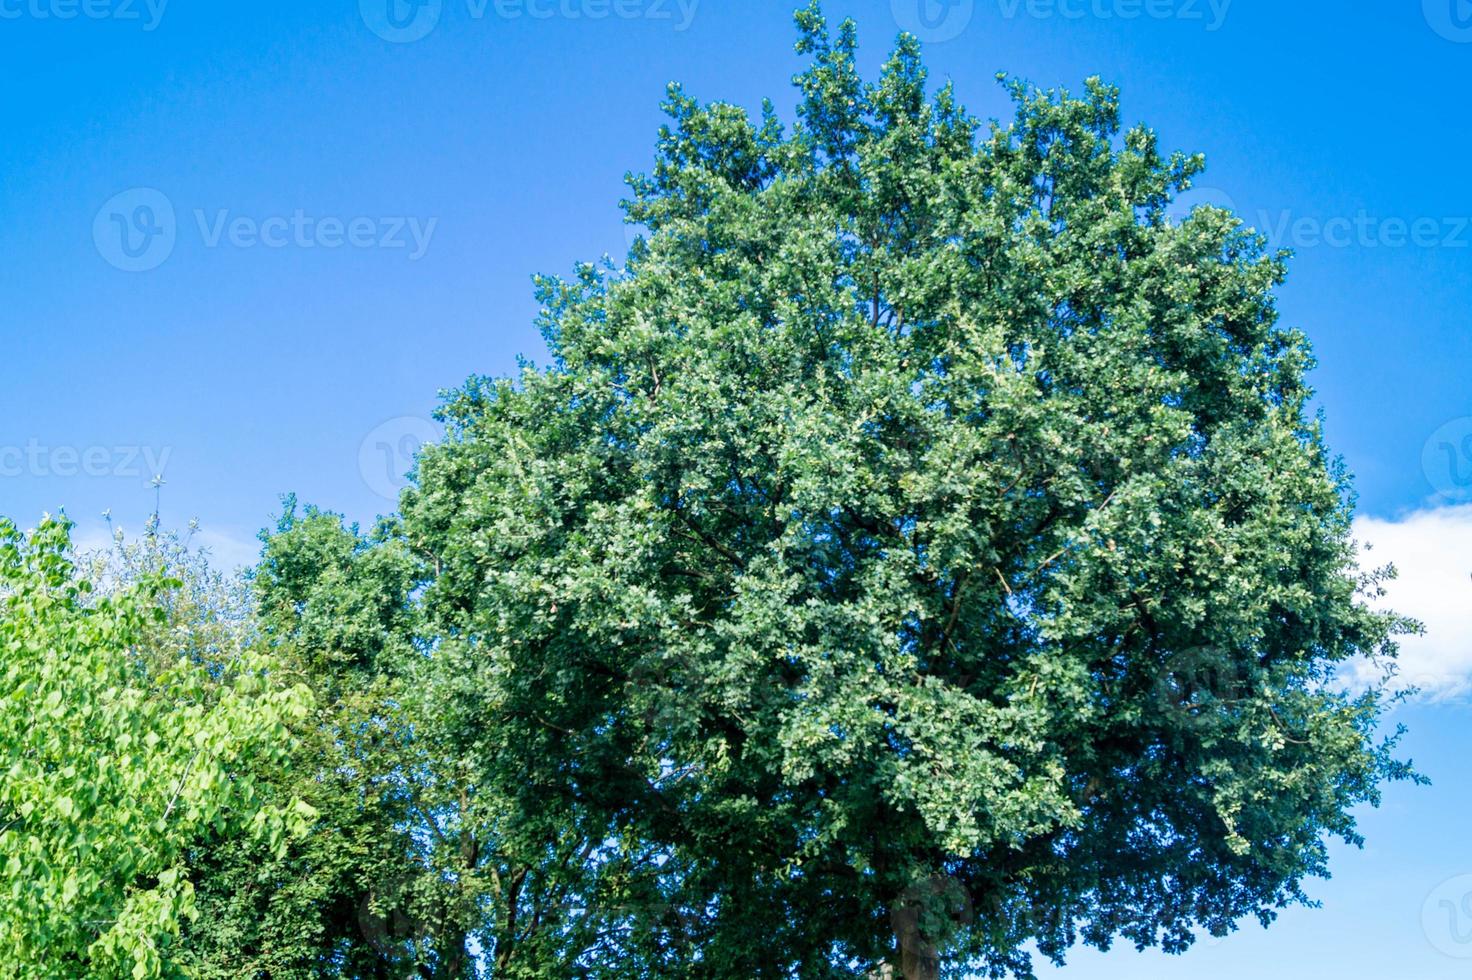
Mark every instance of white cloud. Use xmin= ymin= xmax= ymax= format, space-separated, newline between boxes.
xmin=1354 ymin=505 xmax=1472 ymax=700
xmin=67 ymin=524 xmax=117 ymax=556
xmin=66 ymin=520 xmax=262 ymax=574
xmin=191 ymin=527 xmax=262 ymax=573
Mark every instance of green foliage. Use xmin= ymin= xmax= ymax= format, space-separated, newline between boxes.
xmin=178 ymin=499 xmax=428 ymax=978
xmin=386 ymin=4 xmax=1414 ymax=975
xmin=25 ymin=6 xmax=1418 ymax=978
xmin=0 ymin=517 xmax=313 ymax=978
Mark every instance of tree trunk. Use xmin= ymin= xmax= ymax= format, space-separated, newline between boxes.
xmin=899 ymin=948 xmax=941 ymax=980
xmin=887 ymin=874 xmax=970 ymax=980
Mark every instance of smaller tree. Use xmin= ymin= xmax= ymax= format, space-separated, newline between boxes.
xmin=180 ymin=498 xmax=432 ymax=979
xmin=208 ymin=497 xmax=682 ymax=978
xmin=0 ymin=516 xmax=313 ymax=979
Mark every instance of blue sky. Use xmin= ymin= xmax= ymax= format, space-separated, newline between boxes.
xmin=2 ymin=0 xmax=1470 ymax=975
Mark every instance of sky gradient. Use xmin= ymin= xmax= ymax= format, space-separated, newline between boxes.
xmin=2 ymin=1 xmax=1470 ymax=975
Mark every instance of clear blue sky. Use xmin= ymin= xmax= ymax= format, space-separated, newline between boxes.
xmin=3 ymin=1 xmax=1470 ymax=976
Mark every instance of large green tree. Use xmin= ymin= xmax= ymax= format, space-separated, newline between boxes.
xmin=398 ymin=6 xmax=1416 ymax=975
xmin=192 ymin=6 xmax=1416 ymax=977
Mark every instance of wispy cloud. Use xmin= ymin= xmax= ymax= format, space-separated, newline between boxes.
xmin=67 ymin=519 xmax=262 ymax=574
xmin=1354 ymin=505 xmax=1472 ymax=700
xmin=191 ymin=526 xmax=262 ymax=572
